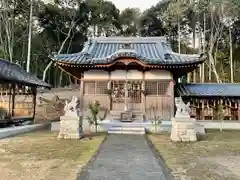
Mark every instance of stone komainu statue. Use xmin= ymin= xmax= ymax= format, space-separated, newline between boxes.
xmin=63 ymin=96 xmax=81 ymax=117
xmin=175 ymin=97 xmax=190 ymax=117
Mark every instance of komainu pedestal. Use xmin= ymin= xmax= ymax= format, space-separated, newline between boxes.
xmin=58 ymin=96 xmax=83 ymax=139
xmin=170 ymin=97 xmax=199 ymax=142
xmin=170 ymin=118 xmax=197 ymax=142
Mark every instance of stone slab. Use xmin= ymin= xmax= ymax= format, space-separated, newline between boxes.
xmin=171 ymin=117 xmax=197 ymax=142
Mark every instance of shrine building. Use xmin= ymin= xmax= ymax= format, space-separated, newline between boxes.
xmin=52 ymin=36 xmax=240 ymax=121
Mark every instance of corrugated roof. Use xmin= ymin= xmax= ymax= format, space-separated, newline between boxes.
xmin=177 ymin=83 xmax=240 ymax=97
xmin=0 ymin=59 xmax=51 ymax=88
xmin=54 ymin=36 xmax=204 ymax=65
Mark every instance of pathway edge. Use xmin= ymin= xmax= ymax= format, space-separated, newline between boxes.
xmin=145 ymin=134 xmax=174 ymax=180
xmin=76 ymin=134 xmax=108 ymax=180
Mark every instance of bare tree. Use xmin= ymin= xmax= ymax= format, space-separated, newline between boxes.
xmin=0 ymin=1 xmax=15 ymax=62
xmin=42 ymin=21 xmax=77 ymax=82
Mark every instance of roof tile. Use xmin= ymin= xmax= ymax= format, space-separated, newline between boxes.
xmin=54 ymin=36 xmax=203 ymax=65
xmin=177 ymin=83 xmax=240 ymax=97
xmin=0 ymin=59 xmax=51 ymax=88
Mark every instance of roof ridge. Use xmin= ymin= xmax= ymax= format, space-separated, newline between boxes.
xmin=91 ymin=36 xmax=167 ymax=43
xmin=170 ymin=52 xmax=200 ymax=57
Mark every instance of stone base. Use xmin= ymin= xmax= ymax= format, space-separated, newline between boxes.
xmin=170 ymin=117 xmax=197 ymax=142
xmin=58 ymin=115 xmax=83 ymax=140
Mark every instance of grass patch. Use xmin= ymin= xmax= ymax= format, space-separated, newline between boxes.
xmin=0 ymin=130 xmax=105 ymax=180
xmin=148 ymin=130 xmax=240 ymax=180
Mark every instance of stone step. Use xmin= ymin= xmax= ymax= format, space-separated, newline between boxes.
xmin=160 ymin=124 xmax=171 ymax=132
xmin=107 ymin=126 xmax=146 ymax=135
xmin=108 ymin=130 xmax=145 ymax=135
xmin=108 ymin=127 xmax=145 ymax=131
xmin=110 ymin=111 xmax=144 ymax=121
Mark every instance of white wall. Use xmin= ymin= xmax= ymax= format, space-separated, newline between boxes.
xmin=110 ymin=70 xmax=126 ymax=80
xmin=127 ymin=70 xmax=143 ymax=79
xmin=83 ymin=70 xmax=109 ymax=80
xmin=145 ymin=70 xmax=172 ymax=79
xmin=83 ymin=69 xmax=173 ymax=80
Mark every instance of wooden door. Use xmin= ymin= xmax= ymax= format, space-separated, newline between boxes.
xmin=111 ymin=81 xmax=125 ymax=110
xmin=127 ymin=81 xmax=142 ymax=111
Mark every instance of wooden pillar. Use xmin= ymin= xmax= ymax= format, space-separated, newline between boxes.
xmin=238 ymin=100 xmax=240 ymax=120
xmin=229 ymin=100 xmax=232 ymax=120
xmin=79 ymin=79 xmax=84 ymax=112
xmin=170 ymin=80 xmax=175 ymax=118
xmin=108 ymin=71 xmax=112 ymax=110
xmin=141 ymin=71 xmax=146 ymax=114
xmin=201 ymin=99 xmax=204 ymax=120
xmin=32 ymin=87 xmax=37 ymax=119
xmin=11 ymin=84 xmax=16 ymax=117
xmin=107 ymin=80 xmax=112 ymax=110
xmin=124 ymin=80 xmax=128 ymax=111
xmin=142 ymin=80 xmax=146 ymax=114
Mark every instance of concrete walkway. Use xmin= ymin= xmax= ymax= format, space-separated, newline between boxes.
xmin=77 ymin=134 xmax=170 ymax=180
xmin=0 ymin=124 xmax=46 ymax=139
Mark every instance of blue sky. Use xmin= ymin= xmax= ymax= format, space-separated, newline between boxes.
xmin=110 ymin=0 xmax=160 ymax=11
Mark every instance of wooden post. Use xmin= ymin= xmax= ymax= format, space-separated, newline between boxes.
xmin=79 ymin=79 xmax=84 ymax=112
xmin=108 ymin=71 xmax=112 ymax=111
xmin=8 ymin=84 xmax=12 ymax=118
xmin=107 ymin=80 xmax=112 ymax=110
xmin=124 ymin=80 xmax=128 ymax=111
xmin=170 ymin=80 xmax=175 ymax=118
xmin=238 ymin=100 xmax=240 ymax=120
xmin=11 ymin=84 xmax=16 ymax=117
xmin=32 ymin=87 xmax=37 ymax=119
xmin=201 ymin=99 xmax=204 ymax=120
xmin=142 ymin=71 xmax=146 ymax=114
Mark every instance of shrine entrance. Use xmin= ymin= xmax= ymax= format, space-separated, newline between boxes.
xmin=111 ymin=80 xmax=142 ymax=111
xmin=127 ymin=80 xmax=142 ymax=110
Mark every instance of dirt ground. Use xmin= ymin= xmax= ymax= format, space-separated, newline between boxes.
xmin=0 ymin=131 xmax=105 ymax=180
xmin=149 ymin=130 xmax=240 ymax=180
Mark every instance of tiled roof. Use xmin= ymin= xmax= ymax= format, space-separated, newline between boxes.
xmin=54 ymin=36 xmax=204 ymax=65
xmin=0 ymin=59 xmax=51 ymax=88
xmin=177 ymin=83 xmax=240 ymax=97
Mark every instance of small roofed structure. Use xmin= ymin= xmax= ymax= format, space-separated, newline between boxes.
xmin=177 ymin=83 xmax=240 ymax=120
xmin=0 ymin=59 xmax=51 ymax=127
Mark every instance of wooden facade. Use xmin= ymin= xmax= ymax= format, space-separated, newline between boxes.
xmin=188 ymin=98 xmax=240 ymax=120
xmin=0 ymin=84 xmax=36 ymax=118
xmin=82 ymin=73 xmax=174 ymax=120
